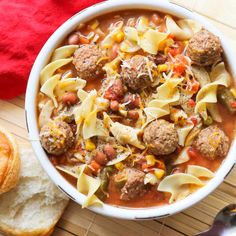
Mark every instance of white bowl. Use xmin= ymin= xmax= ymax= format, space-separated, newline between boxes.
xmin=25 ymin=0 xmax=236 ymax=220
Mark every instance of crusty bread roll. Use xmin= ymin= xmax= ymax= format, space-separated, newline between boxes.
xmin=0 ymin=143 xmax=69 ymax=236
xmin=0 ymin=127 xmax=20 ymax=194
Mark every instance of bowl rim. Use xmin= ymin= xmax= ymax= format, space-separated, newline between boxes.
xmin=25 ymin=0 xmax=236 ymax=220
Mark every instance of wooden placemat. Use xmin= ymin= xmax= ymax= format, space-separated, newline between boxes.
xmin=0 ymin=0 xmax=236 ymax=235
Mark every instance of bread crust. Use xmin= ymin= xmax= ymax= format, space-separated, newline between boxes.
xmin=0 ymin=224 xmax=54 ymax=236
xmin=0 ymin=127 xmax=20 ymax=194
xmin=0 ymin=142 xmax=69 ymax=236
xmin=0 ymin=214 xmax=66 ymax=236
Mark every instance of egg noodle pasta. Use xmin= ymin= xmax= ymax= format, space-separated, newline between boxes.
xmin=56 ymin=165 xmax=102 ymax=207
xmin=40 ymin=58 xmax=72 ymax=85
xmin=51 ymin=45 xmax=79 ymax=61
xmin=195 ymin=62 xmax=230 ymax=120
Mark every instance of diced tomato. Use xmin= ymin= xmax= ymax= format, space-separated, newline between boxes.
xmin=141 ymin=162 xmax=155 ymax=172
xmin=89 ymin=160 xmax=101 ymax=174
xmin=188 ymin=99 xmax=196 ymax=107
xmin=173 ymin=64 xmax=186 ymax=75
xmin=79 ymin=36 xmax=90 ymax=44
xmin=190 ymin=117 xmax=198 ymax=126
xmin=230 ymin=101 xmax=236 ymax=108
xmin=172 ymin=54 xmax=189 ymax=76
xmin=141 ymin=162 xmax=149 ymax=171
xmin=187 ymin=147 xmax=199 ymax=159
xmin=167 ymin=33 xmax=175 ymax=39
xmin=191 ymin=81 xmax=200 ymax=93
xmin=167 ymin=41 xmax=185 ymax=57
xmin=186 ymin=78 xmax=200 ymax=93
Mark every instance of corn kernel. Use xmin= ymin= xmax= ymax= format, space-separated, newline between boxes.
xmin=114 ymin=31 xmax=125 ymax=43
xmin=85 ymin=139 xmax=96 ymax=151
xmin=154 ymin=168 xmax=165 ymax=179
xmin=159 ymin=77 xmax=166 ymax=83
xmin=183 ymin=40 xmax=189 ymax=46
xmin=115 ymin=162 xmax=124 ymax=170
xmin=230 ymin=88 xmax=236 ymax=98
xmin=165 ymin=38 xmax=175 ymax=47
xmin=146 ymin=155 xmax=156 ymax=166
xmin=158 ymin=64 xmax=168 ymax=72
xmin=89 ymin=19 xmax=99 ymax=30
xmin=164 ymin=47 xmax=169 ymax=55
xmin=158 ymin=40 xmax=166 ymax=51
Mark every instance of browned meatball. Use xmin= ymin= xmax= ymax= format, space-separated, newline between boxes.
xmin=143 ymin=119 xmax=179 ymax=155
xmin=192 ymin=125 xmax=229 ymax=160
xmin=115 ymin=168 xmax=146 ymax=201
xmin=121 ymin=55 xmax=154 ymax=90
xmin=40 ymin=120 xmax=75 ymax=156
xmin=187 ymin=29 xmax=222 ymax=66
xmin=73 ymin=44 xmax=106 ymax=80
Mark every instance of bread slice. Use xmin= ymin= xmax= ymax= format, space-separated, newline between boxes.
xmin=0 ymin=143 xmax=69 ymax=236
xmin=0 ymin=127 xmax=20 ymax=194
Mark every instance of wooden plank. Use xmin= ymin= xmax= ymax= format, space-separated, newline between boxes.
xmin=0 ymin=100 xmax=26 ymax=129
xmin=165 ymin=213 xmax=209 ymax=236
xmin=194 ymin=0 xmax=236 ymax=28
xmin=52 ymin=227 xmax=76 ymax=236
xmin=170 ymin=0 xmax=197 ymax=11
xmin=0 ymin=118 xmax=28 ymax=140
xmin=140 ymin=220 xmax=183 ymax=236
xmin=225 ymin=167 xmax=236 ymax=187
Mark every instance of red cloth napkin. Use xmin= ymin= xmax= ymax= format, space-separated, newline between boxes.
xmin=0 ymin=0 xmax=103 ymax=99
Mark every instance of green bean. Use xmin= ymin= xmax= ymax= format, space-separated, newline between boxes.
xmin=96 ymin=167 xmax=114 ymax=201
xmin=204 ymin=116 xmax=213 ymax=126
xmin=218 ymin=87 xmax=236 ymax=114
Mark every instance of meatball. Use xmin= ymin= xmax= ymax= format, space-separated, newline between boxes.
xmin=121 ymin=55 xmax=154 ymax=90
xmin=187 ymin=29 xmax=222 ymax=66
xmin=73 ymin=44 xmax=106 ymax=80
xmin=192 ymin=125 xmax=229 ymax=160
xmin=115 ymin=168 xmax=146 ymax=201
xmin=40 ymin=120 xmax=75 ymax=156
xmin=143 ymin=119 xmax=179 ymax=155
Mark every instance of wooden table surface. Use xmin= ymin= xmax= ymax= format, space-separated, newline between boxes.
xmin=1 ymin=0 xmax=236 ymax=235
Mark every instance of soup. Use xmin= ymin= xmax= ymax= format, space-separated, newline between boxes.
xmin=37 ymin=10 xmax=236 ymax=208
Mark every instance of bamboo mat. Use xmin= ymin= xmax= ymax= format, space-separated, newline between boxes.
xmin=1 ymin=0 xmax=236 ymax=235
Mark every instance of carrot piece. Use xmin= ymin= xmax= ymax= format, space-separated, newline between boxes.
xmin=79 ymin=36 xmax=90 ymax=44
xmin=230 ymin=101 xmax=236 ymax=108
xmin=141 ymin=163 xmax=149 ymax=171
xmin=89 ymin=160 xmax=101 ymax=174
